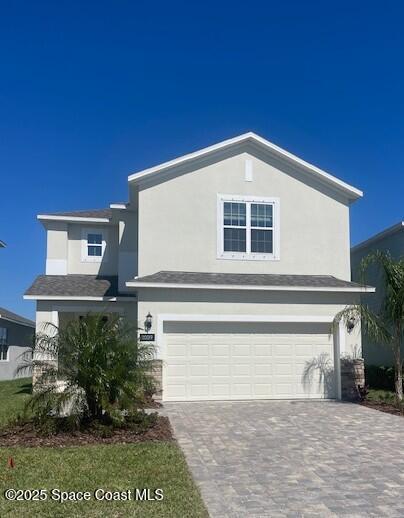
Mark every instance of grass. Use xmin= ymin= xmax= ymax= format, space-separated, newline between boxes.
xmin=0 ymin=379 xmax=208 ymax=517
xmin=366 ymin=388 xmax=397 ymax=403
xmin=0 ymin=378 xmax=32 ymax=427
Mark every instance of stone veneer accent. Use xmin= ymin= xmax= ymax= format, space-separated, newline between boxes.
xmin=340 ymin=358 xmax=365 ymax=401
xmin=150 ymin=359 xmax=163 ymax=401
xmin=149 ymin=358 xmax=367 ymax=402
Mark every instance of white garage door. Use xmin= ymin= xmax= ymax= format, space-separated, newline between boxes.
xmin=163 ymin=322 xmax=336 ymax=401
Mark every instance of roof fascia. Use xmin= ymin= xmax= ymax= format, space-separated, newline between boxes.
xmin=128 ymin=132 xmax=362 ymax=200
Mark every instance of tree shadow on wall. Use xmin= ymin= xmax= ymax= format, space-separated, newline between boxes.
xmin=302 ymin=353 xmax=335 ymax=398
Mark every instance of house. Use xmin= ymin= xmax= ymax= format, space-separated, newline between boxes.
xmin=25 ymin=132 xmax=374 ymax=401
xmin=351 ymin=221 xmax=404 ymax=366
xmin=0 ymin=307 xmax=35 ymax=380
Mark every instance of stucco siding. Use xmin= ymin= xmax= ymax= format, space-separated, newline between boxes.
xmin=36 ymin=300 xmax=138 ymax=329
xmin=351 ymin=228 xmax=404 ymax=365
xmin=0 ymin=318 xmax=34 ymax=381
xmin=67 ymin=223 xmax=119 ymax=275
xmin=137 ymin=289 xmax=361 ymax=360
xmin=137 ymin=151 xmax=351 ymax=279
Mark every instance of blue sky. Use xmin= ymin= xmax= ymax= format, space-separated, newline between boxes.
xmin=1 ymin=0 xmax=403 ymax=319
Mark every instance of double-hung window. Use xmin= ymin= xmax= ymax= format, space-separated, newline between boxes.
xmin=0 ymin=327 xmax=8 ymax=361
xmin=81 ymin=228 xmax=107 ymax=262
xmin=87 ymin=233 xmax=103 ymax=257
xmin=218 ymin=195 xmax=280 ymax=260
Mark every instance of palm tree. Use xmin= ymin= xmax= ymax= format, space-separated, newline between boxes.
xmin=17 ymin=313 xmax=156 ymax=423
xmin=336 ymin=251 xmax=404 ymax=401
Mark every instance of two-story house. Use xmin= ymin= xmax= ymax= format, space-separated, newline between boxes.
xmin=25 ymin=132 xmax=373 ymax=401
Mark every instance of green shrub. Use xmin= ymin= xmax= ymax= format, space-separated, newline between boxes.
xmin=365 ymin=365 xmax=403 ymax=391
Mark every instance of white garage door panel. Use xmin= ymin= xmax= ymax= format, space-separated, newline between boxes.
xmin=164 ymin=325 xmax=335 ymax=401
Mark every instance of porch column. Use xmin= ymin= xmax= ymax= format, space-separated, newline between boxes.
xmin=334 ymin=319 xmax=345 ymax=400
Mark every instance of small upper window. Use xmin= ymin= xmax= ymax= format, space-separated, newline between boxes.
xmin=81 ymin=228 xmax=106 ymax=262
xmin=87 ymin=233 xmax=103 ymax=257
xmin=218 ymin=195 xmax=279 ymax=261
xmin=0 ymin=327 xmax=8 ymax=361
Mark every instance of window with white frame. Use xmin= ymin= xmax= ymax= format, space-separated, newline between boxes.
xmin=0 ymin=327 xmax=8 ymax=361
xmin=218 ymin=195 xmax=280 ymax=260
xmin=81 ymin=228 xmax=106 ymax=262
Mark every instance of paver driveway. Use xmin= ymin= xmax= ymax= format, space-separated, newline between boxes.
xmin=164 ymin=401 xmax=404 ymax=518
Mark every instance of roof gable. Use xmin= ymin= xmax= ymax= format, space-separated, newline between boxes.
xmin=128 ymin=132 xmax=362 ymax=201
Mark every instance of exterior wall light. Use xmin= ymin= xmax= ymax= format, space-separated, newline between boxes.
xmin=144 ymin=312 xmax=153 ymax=332
xmin=346 ymin=316 xmax=356 ymax=333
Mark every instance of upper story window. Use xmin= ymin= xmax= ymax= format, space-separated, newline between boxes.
xmin=217 ymin=195 xmax=280 ymax=261
xmin=81 ymin=228 xmax=107 ymax=263
xmin=87 ymin=233 xmax=103 ymax=257
xmin=0 ymin=327 xmax=8 ymax=361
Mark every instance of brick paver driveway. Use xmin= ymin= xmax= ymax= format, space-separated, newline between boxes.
xmin=164 ymin=401 xmax=404 ymax=517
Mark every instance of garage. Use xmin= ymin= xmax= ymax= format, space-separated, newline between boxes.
xmin=162 ymin=321 xmax=336 ymax=401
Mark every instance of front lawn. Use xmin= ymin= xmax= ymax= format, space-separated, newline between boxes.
xmin=0 ymin=378 xmax=32 ymax=427
xmin=0 ymin=442 xmax=207 ymax=517
xmin=0 ymin=379 xmax=207 ymax=517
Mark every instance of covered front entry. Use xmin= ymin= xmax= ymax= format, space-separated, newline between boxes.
xmin=163 ymin=321 xmax=336 ymax=401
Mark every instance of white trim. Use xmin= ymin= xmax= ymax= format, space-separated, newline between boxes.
xmin=159 ymin=313 xmax=334 ymax=324
xmin=38 ymin=215 xmax=110 ymax=223
xmin=217 ymin=194 xmax=280 ymax=261
xmin=351 ymin=221 xmax=404 ymax=253
xmin=81 ymin=227 xmax=107 ymax=263
xmin=245 ymin=158 xmax=253 ymax=182
xmin=110 ymin=203 xmax=128 ymax=209
xmin=338 ymin=318 xmax=346 ymax=356
xmin=0 ymin=326 xmax=9 ymax=362
xmin=53 ymin=304 xmax=127 ymax=313
xmin=127 ymin=280 xmax=375 ymax=293
xmin=128 ymin=132 xmax=363 ymax=200
xmin=156 ymin=313 xmax=335 ymax=362
xmin=157 ymin=313 xmax=337 ymax=400
xmin=24 ymin=295 xmax=136 ymax=301
xmin=46 ymin=258 xmax=67 ymax=275
xmin=334 ymin=323 xmax=342 ymax=400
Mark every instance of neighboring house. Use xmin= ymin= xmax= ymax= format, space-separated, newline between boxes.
xmin=0 ymin=307 xmax=35 ymax=380
xmin=25 ymin=132 xmax=374 ymax=401
xmin=351 ymin=221 xmax=404 ymax=366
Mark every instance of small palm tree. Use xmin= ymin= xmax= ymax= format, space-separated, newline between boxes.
xmin=17 ymin=314 xmax=156 ymax=424
xmin=335 ymin=251 xmax=404 ymax=401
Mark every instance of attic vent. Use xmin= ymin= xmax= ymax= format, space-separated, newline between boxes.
xmin=245 ymin=159 xmax=253 ymax=182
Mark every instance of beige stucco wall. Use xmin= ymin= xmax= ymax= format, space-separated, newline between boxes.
xmin=117 ymin=209 xmax=138 ymax=291
xmin=136 ymin=150 xmax=351 ymax=279
xmin=0 ymin=318 xmax=34 ymax=381
xmin=137 ymin=288 xmax=361 ymax=359
xmin=43 ymin=211 xmax=138 ymax=284
xmin=66 ymin=223 xmax=119 ymax=275
xmin=36 ymin=300 xmax=138 ymax=331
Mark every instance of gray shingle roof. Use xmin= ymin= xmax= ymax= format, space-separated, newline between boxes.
xmin=0 ymin=307 xmax=35 ymax=327
xmin=25 ymin=275 xmax=133 ymax=298
xmin=132 ymin=271 xmax=370 ymax=289
xmin=40 ymin=209 xmax=113 ymax=219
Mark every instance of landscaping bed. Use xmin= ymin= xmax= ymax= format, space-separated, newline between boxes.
xmin=360 ymin=388 xmax=403 ymax=417
xmin=0 ymin=378 xmax=208 ymax=517
xmin=0 ymin=414 xmax=173 ymax=447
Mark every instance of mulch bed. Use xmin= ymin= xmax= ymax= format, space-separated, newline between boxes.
xmin=360 ymin=400 xmax=404 ymax=417
xmin=0 ymin=416 xmax=173 ymax=448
